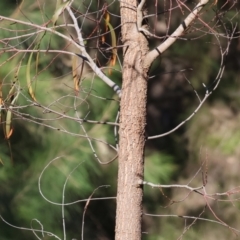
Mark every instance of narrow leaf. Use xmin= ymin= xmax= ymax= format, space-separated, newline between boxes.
xmin=3 ymin=59 xmax=22 ymax=133
xmin=72 ymin=55 xmax=79 ymax=93
xmin=5 ymin=106 xmax=13 ymax=139
xmin=104 ymin=14 xmax=117 ymax=75
xmin=6 ymin=60 xmax=22 ymax=102
xmin=52 ymin=0 xmax=70 ymax=26
xmin=72 ymin=55 xmax=84 ymax=95
xmin=26 ymin=51 xmax=37 ymax=101
xmin=102 ymin=11 xmax=110 ymax=43
xmin=5 ymin=91 xmax=19 ymax=139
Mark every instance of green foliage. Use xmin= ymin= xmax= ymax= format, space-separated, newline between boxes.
xmin=144 ymin=152 xmax=177 ymax=184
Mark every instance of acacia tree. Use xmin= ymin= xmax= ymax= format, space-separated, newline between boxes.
xmin=0 ymin=0 xmax=240 ymax=239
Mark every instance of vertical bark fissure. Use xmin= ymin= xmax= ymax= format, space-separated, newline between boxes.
xmin=115 ymin=1 xmax=149 ymax=239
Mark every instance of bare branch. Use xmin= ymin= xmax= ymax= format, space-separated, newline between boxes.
xmin=0 ymin=215 xmax=61 ymax=240
xmin=0 ymin=9 xmax=122 ymax=97
xmin=38 ymin=156 xmax=116 ymax=207
xmin=142 ymin=180 xmax=203 ymax=193
xmin=144 ymin=0 xmax=210 ymax=68
xmin=144 ymin=213 xmax=240 ymax=233
xmin=148 ymin=24 xmax=234 ymax=140
xmin=148 ymin=92 xmax=209 ymax=139
xmin=66 ymin=5 xmax=122 ymax=96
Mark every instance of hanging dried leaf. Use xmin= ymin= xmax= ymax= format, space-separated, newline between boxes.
xmin=72 ymin=55 xmax=84 ymax=95
xmin=5 ymin=91 xmax=19 ymax=140
xmin=72 ymin=55 xmax=79 ymax=93
xmin=52 ymin=0 xmax=71 ymax=26
xmin=102 ymin=11 xmax=110 ymax=44
xmin=103 ymin=13 xmax=117 ymax=75
xmin=26 ymin=51 xmax=37 ymax=101
xmin=5 ymin=103 xmax=14 ymax=139
xmin=3 ymin=60 xmax=22 ymax=138
xmin=6 ymin=60 xmax=22 ymax=102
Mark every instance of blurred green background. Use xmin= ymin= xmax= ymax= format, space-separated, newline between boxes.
xmin=0 ymin=0 xmax=240 ymax=239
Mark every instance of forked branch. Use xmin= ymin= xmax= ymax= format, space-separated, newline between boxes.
xmin=143 ymin=0 xmax=210 ymax=69
xmin=0 ymin=2 xmax=122 ymax=97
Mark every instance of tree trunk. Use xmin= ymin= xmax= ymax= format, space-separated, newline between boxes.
xmin=115 ymin=1 xmax=149 ymax=239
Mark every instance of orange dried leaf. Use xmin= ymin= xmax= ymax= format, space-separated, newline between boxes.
xmin=6 ymin=128 xmax=13 ymax=139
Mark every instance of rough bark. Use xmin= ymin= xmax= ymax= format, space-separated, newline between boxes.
xmin=115 ymin=0 xmax=149 ymax=239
